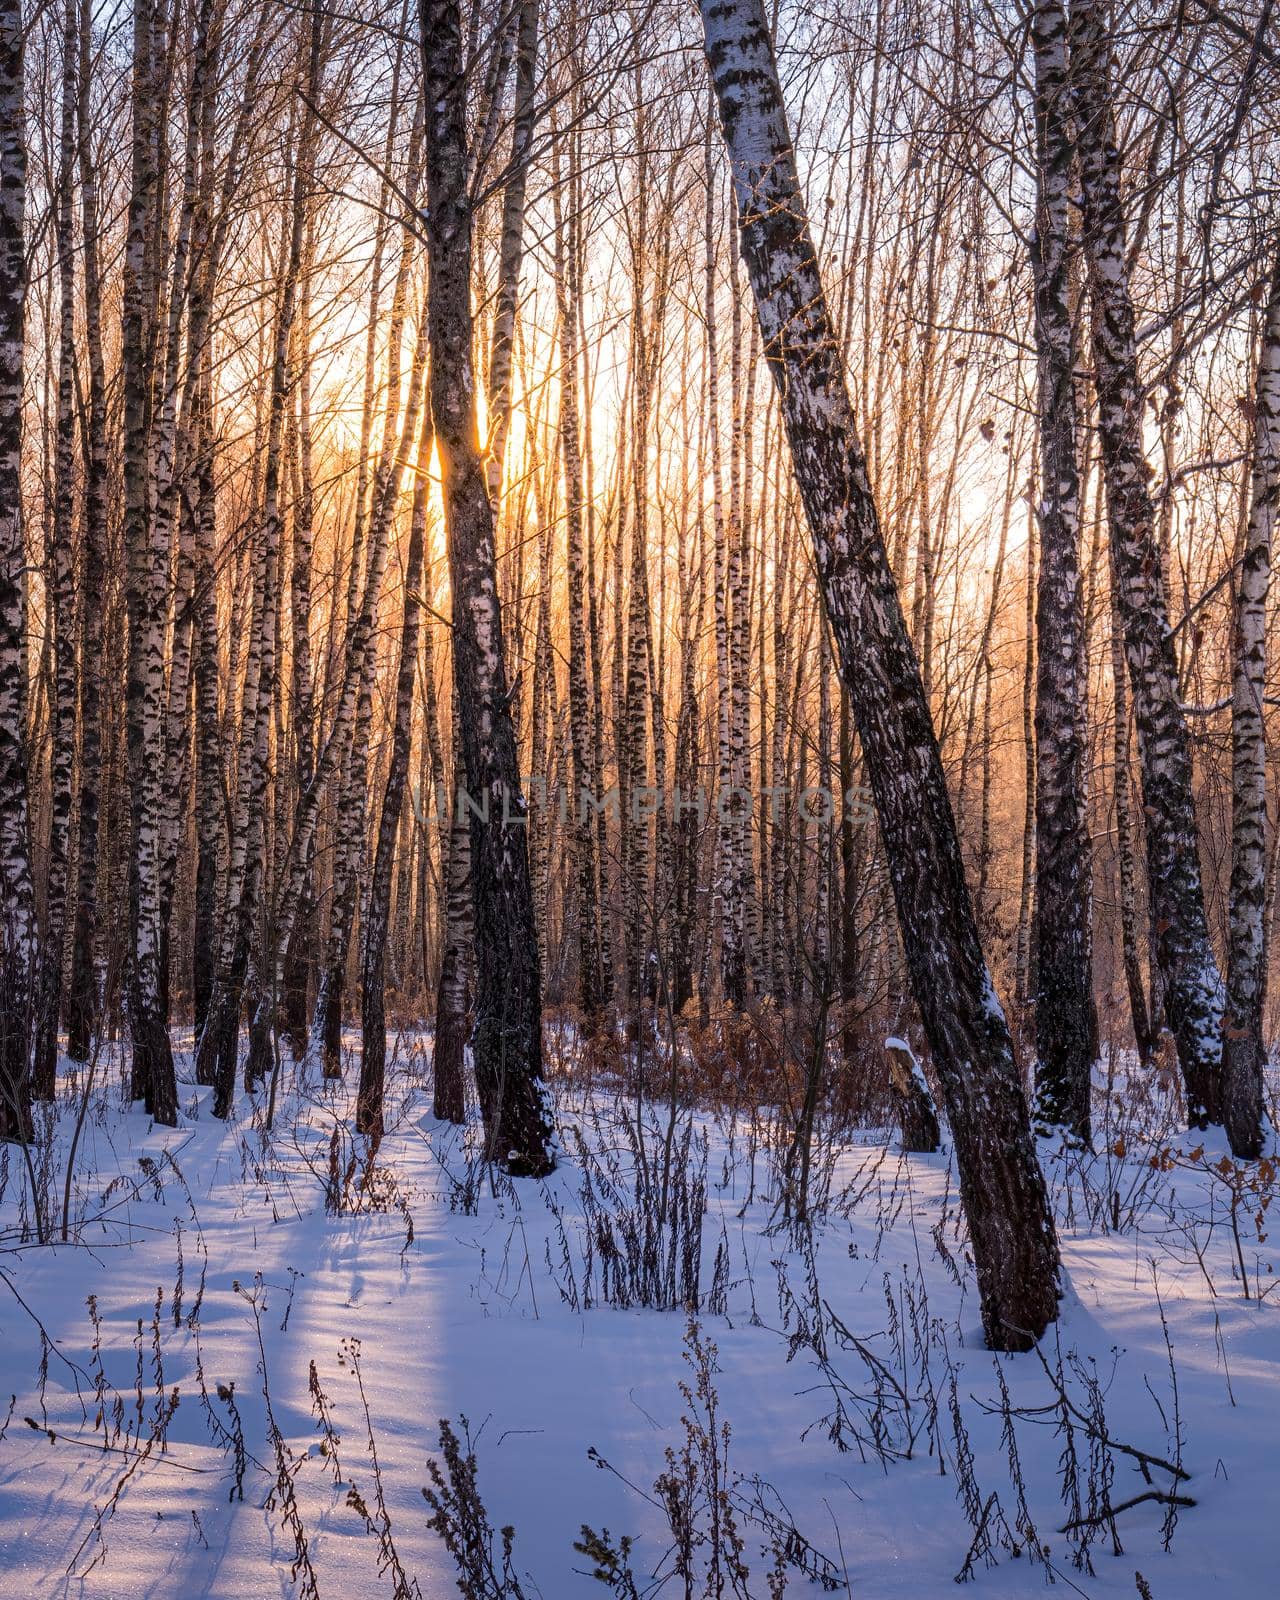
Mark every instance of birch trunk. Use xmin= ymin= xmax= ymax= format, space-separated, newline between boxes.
xmin=358 ymin=411 xmax=431 ymax=1136
xmin=1222 ymin=252 xmax=1280 ymax=1159
xmin=239 ymin=380 xmax=406 ymax=1120
xmin=122 ymin=0 xmax=177 ymax=1125
xmin=420 ymin=0 xmax=554 ymax=1177
xmin=700 ymin=0 xmax=1059 ymax=1349
xmin=551 ymin=122 xmax=603 ymax=1019
xmin=1110 ymin=579 xmax=1154 ymax=1064
xmin=283 ymin=255 xmax=318 ymax=1057
xmin=281 ymin=10 xmax=328 ymax=1057
xmin=1070 ymin=0 xmax=1223 ymax=1126
xmin=64 ymin=0 xmax=108 ymax=1063
xmin=433 ymin=701 xmax=471 ymax=1126
xmin=155 ymin=0 xmax=225 ymax=1010
xmin=195 ymin=65 xmax=311 ymax=1108
xmin=191 ymin=367 xmax=221 ymax=1037
xmin=484 ymin=0 xmax=539 ymax=504
xmin=706 ymin=114 xmax=743 ymax=1009
xmin=190 ymin=1 xmax=271 ymax=1037
xmin=312 ymin=80 xmax=424 ymax=1077
xmin=0 ymin=0 xmax=33 ymax=1141
xmin=33 ymin=0 xmax=82 ymax=1099
xmin=1028 ymin=0 xmax=1095 ymax=1141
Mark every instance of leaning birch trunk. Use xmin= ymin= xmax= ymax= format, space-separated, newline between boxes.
xmin=33 ymin=0 xmax=82 ymax=1101
xmin=1070 ymin=0 xmax=1223 ymax=1127
xmin=1222 ymin=252 xmax=1280 ymax=1160
xmin=1027 ymin=0 xmax=1095 ymax=1142
xmin=0 ymin=0 xmax=34 ymax=1142
xmin=358 ymin=413 xmax=431 ymax=1136
xmin=122 ymin=0 xmax=177 ymax=1125
xmin=420 ymin=0 xmax=554 ymax=1177
xmin=700 ymin=0 xmax=1059 ymax=1349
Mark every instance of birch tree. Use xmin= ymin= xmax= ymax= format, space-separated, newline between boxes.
xmin=358 ymin=411 xmax=431 ymax=1137
xmin=551 ymin=104 xmax=605 ymax=1020
xmin=121 ymin=0 xmax=178 ymax=1125
xmin=1027 ymin=0 xmax=1095 ymax=1142
xmin=64 ymin=0 xmax=110 ymax=1063
xmin=420 ymin=0 xmax=554 ymax=1177
xmin=1070 ymin=0 xmax=1224 ymax=1127
xmin=1222 ymin=251 xmax=1280 ymax=1159
xmin=32 ymin=0 xmax=81 ymax=1101
xmin=699 ymin=0 xmax=1060 ymax=1350
xmin=0 ymin=0 xmax=33 ymax=1142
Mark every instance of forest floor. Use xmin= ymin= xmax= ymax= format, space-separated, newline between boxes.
xmin=0 ymin=1026 xmax=1276 ymax=1598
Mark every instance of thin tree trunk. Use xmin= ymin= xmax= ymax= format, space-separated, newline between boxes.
xmin=312 ymin=77 xmax=423 ymax=1077
xmin=280 ymin=9 xmax=329 ymax=1058
xmin=190 ymin=0 xmax=270 ymax=1040
xmin=484 ymin=0 xmax=539 ymax=503
xmin=283 ymin=249 xmax=318 ymax=1056
xmin=433 ymin=702 xmax=471 ymax=1125
xmin=700 ymin=0 xmax=1059 ymax=1349
xmin=705 ymin=112 xmax=744 ymax=1010
xmin=1015 ymin=502 xmax=1037 ymax=1016
xmin=358 ymin=412 xmax=431 ymax=1136
xmin=191 ymin=365 xmax=221 ymax=1041
xmin=1110 ymin=572 xmax=1154 ymax=1065
xmin=551 ymin=119 xmax=603 ymax=1020
xmin=195 ymin=57 xmax=313 ymax=1108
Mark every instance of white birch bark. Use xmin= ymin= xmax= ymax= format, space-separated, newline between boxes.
xmin=1223 ymin=252 xmax=1280 ymax=1159
xmin=0 ymin=0 xmax=34 ymax=1141
xmin=33 ymin=0 xmax=82 ymax=1100
xmin=122 ymin=0 xmax=178 ymax=1125
xmin=1028 ymin=0 xmax=1095 ymax=1141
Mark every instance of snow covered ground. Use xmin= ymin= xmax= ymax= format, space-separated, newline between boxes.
xmin=0 ymin=1030 xmax=1276 ymax=1598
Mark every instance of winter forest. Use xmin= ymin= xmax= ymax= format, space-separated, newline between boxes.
xmin=0 ymin=0 xmax=1278 ymax=1591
